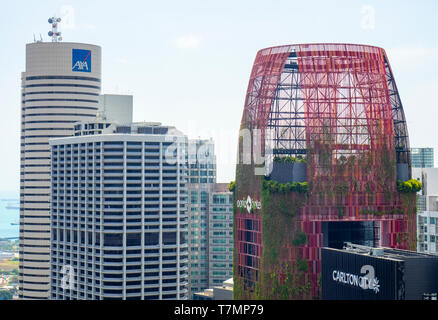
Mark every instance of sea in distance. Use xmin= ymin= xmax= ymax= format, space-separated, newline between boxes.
xmin=0 ymin=191 xmax=19 ymax=239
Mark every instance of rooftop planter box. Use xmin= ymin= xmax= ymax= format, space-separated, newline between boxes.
xmin=269 ymin=162 xmax=307 ymax=183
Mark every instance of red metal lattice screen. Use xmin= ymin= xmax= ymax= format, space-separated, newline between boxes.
xmin=235 ymin=44 xmax=415 ymax=299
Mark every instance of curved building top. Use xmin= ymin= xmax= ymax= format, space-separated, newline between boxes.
xmin=240 ymin=42 xmax=410 ymax=172
xmin=233 ymin=43 xmax=416 ymax=301
xmin=25 ymin=41 xmax=101 ymax=77
xmin=255 ymin=43 xmax=386 ymax=54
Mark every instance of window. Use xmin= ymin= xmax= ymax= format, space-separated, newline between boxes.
xmin=191 ymin=191 xmax=198 ymax=204
xmin=163 ymin=232 xmax=177 ymax=245
xmin=126 ymin=233 xmax=141 ymax=246
xmin=104 ymin=233 xmax=122 ymax=247
xmin=213 ymin=195 xmax=226 ymax=204
xmin=145 ymin=233 xmax=159 ymax=246
xmin=201 ymin=192 xmax=208 ymax=204
xmin=25 ymin=83 xmax=100 ymax=89
xmin=26 ymin=75 xmax=100 ymax=82
xmin=180 ymin=232 xmax=186 ymax=245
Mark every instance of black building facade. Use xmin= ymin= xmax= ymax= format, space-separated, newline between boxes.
xmin=322 ymin=245 xmax=438 ymax=300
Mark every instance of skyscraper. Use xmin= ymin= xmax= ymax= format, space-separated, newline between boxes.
xmin=19 ymin=38 xmax=101 ymax=299
xmin=187 ymin=139 xmax=216 ymax=297
xmin=233 ymin=44 xmax=417 ymax=299
xmin=186 ymin=140 xmax=234 ymax=298
xmin=49 ymin=121 xmax=189 ymax=299
xmin=411 ymin=148 xmax=434 ymax=168
xmin=412 ymin=167 xmax=438 ymax=254
xmin=208 ymin=183 xmax=233 ymax=288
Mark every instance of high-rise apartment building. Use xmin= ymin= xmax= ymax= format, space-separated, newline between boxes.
xmin=411 ymin=148 xmax=434 ymax=168
xmin=19 ymin=40 xmax=101 ymax=299
xmin=418 ymin=211 xmax=438 ymax=254
xmin=411 ymin=150 xmax=435 ymax=254
xmin=49 ymin=121 xmax=189 ymax=299
xmin=413 ymin=167 xmax=438 ymax=254
xmin=234 ymin=44 xmax=417 ymax=299
xmin=185 ymin=140 xmax=234 ymax=298
xmin=187 ymin=139 xmax=216 ymax=297
xmin=208 ymin=183 xmax=233 ymax=288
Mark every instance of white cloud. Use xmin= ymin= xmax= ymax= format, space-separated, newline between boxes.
xmin=360 ymin=5 xmax=375 ymax=30
xmin=175 ymin=35 xmax=202 ymax=49
xmin=59 ymin=5 xmax=96 ymax=31
xmin=60 ymin=4 xmax=76 ymax=30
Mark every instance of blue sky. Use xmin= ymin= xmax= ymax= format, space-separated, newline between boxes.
xmin=0 ymin=0 xmax=437 ymax=192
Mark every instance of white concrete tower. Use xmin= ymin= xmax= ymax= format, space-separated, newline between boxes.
xmin=19 ymin=20 xmax=101 ymax=299
xmin=49 ymin=123 xmax=189 ymax=300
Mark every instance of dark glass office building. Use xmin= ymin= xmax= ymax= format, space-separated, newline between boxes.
xmin=411 ymin=148 xmax=434 ymax=168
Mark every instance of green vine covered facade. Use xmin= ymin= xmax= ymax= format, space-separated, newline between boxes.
xmin=233 ymin=44 xmax=416 ymax=300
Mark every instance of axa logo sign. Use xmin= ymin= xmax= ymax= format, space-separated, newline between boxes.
xmin=332 ymin=265 xmax=380 ymax=294
xmin=236 ymin=195 xmax=261 ymax=214
xmin=72 ymin=49 xmax=91 ymax=72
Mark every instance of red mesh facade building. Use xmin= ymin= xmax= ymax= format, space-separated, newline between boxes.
xmin=233 ymin=44 xmax=417 ymax=299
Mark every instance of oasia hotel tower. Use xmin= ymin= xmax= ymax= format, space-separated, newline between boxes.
xmin=232 ymin=44 xmax=418 ymax=299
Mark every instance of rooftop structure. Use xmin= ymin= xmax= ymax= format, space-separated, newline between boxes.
xmin=97 ymin=94 xmax=133 ymax=125
xmin=192 ymin=278 xmax=233 ymax=300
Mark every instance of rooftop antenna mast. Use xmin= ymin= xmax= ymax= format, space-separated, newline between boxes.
xmin=48 ymin=16 xmax=62 ymax=42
